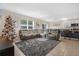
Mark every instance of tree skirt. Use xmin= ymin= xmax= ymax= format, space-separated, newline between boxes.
xmin=16 ymin=38 xmax=60 ymax=56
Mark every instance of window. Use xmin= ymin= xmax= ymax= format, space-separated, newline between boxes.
xmin=28 ymin=20 xmax=33 ymax=30
xmin=21 ymin=20 xmax=27 ymax=30
xmin=28 ymin=26 xmax=33 ymax=29
xmin=21 ymin=26 xmax=27 ymax=30
xmin=20 ymin=20 xmax=34 ymax=30
xmin=28 ymin=21 xmax=33 ymax=25
xmin=21 ymin=20 xmax=27 ymax=24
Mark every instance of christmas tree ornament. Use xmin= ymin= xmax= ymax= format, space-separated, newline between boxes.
xmin=0 ymin=16 xmax=16 ymax=43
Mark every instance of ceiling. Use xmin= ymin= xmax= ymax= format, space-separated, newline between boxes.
xmin=0 ymin=3 xmax=79 ymax=21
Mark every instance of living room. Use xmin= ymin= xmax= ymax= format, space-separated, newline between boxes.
xmin=0 ymin=3 xmax=79 ymax=56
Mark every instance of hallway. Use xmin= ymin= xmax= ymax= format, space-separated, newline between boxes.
xmin=47 ymin=39 xmax=79 ymax=56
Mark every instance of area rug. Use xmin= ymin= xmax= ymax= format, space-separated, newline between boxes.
xmin=16 ymin=38 xmax=60 ymax=56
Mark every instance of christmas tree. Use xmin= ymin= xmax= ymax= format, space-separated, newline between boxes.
xmin=1 ymin=16 xmax=16 ymax=43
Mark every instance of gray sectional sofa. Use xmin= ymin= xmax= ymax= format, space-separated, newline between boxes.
xmin=19 ymin=30 xmax=42 ymax=40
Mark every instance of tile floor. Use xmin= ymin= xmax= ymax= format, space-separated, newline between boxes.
xmin=47 ymin=39 xmax=79 ymax=56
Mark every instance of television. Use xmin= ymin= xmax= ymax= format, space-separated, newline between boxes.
xmin=71 ymin=23 xmax=78 ymax=27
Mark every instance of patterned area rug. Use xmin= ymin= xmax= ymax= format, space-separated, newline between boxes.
xmin=16 ymin=38 xmax=60 ymax=56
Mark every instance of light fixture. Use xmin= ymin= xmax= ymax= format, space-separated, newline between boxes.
xmin=61 ymin=18 xmax=68 ymax=21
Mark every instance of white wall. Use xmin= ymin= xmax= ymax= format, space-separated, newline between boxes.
xmin=48 ymin=20 xmax=63 ymax=29
xmin=62 ymin=19 xmax=79 ymax=29
xmin=48 ymin=19 xmax=79 ymax=29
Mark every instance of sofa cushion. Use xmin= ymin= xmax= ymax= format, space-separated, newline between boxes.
xmin=19 ymin=30 xmax=42 ymax=40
